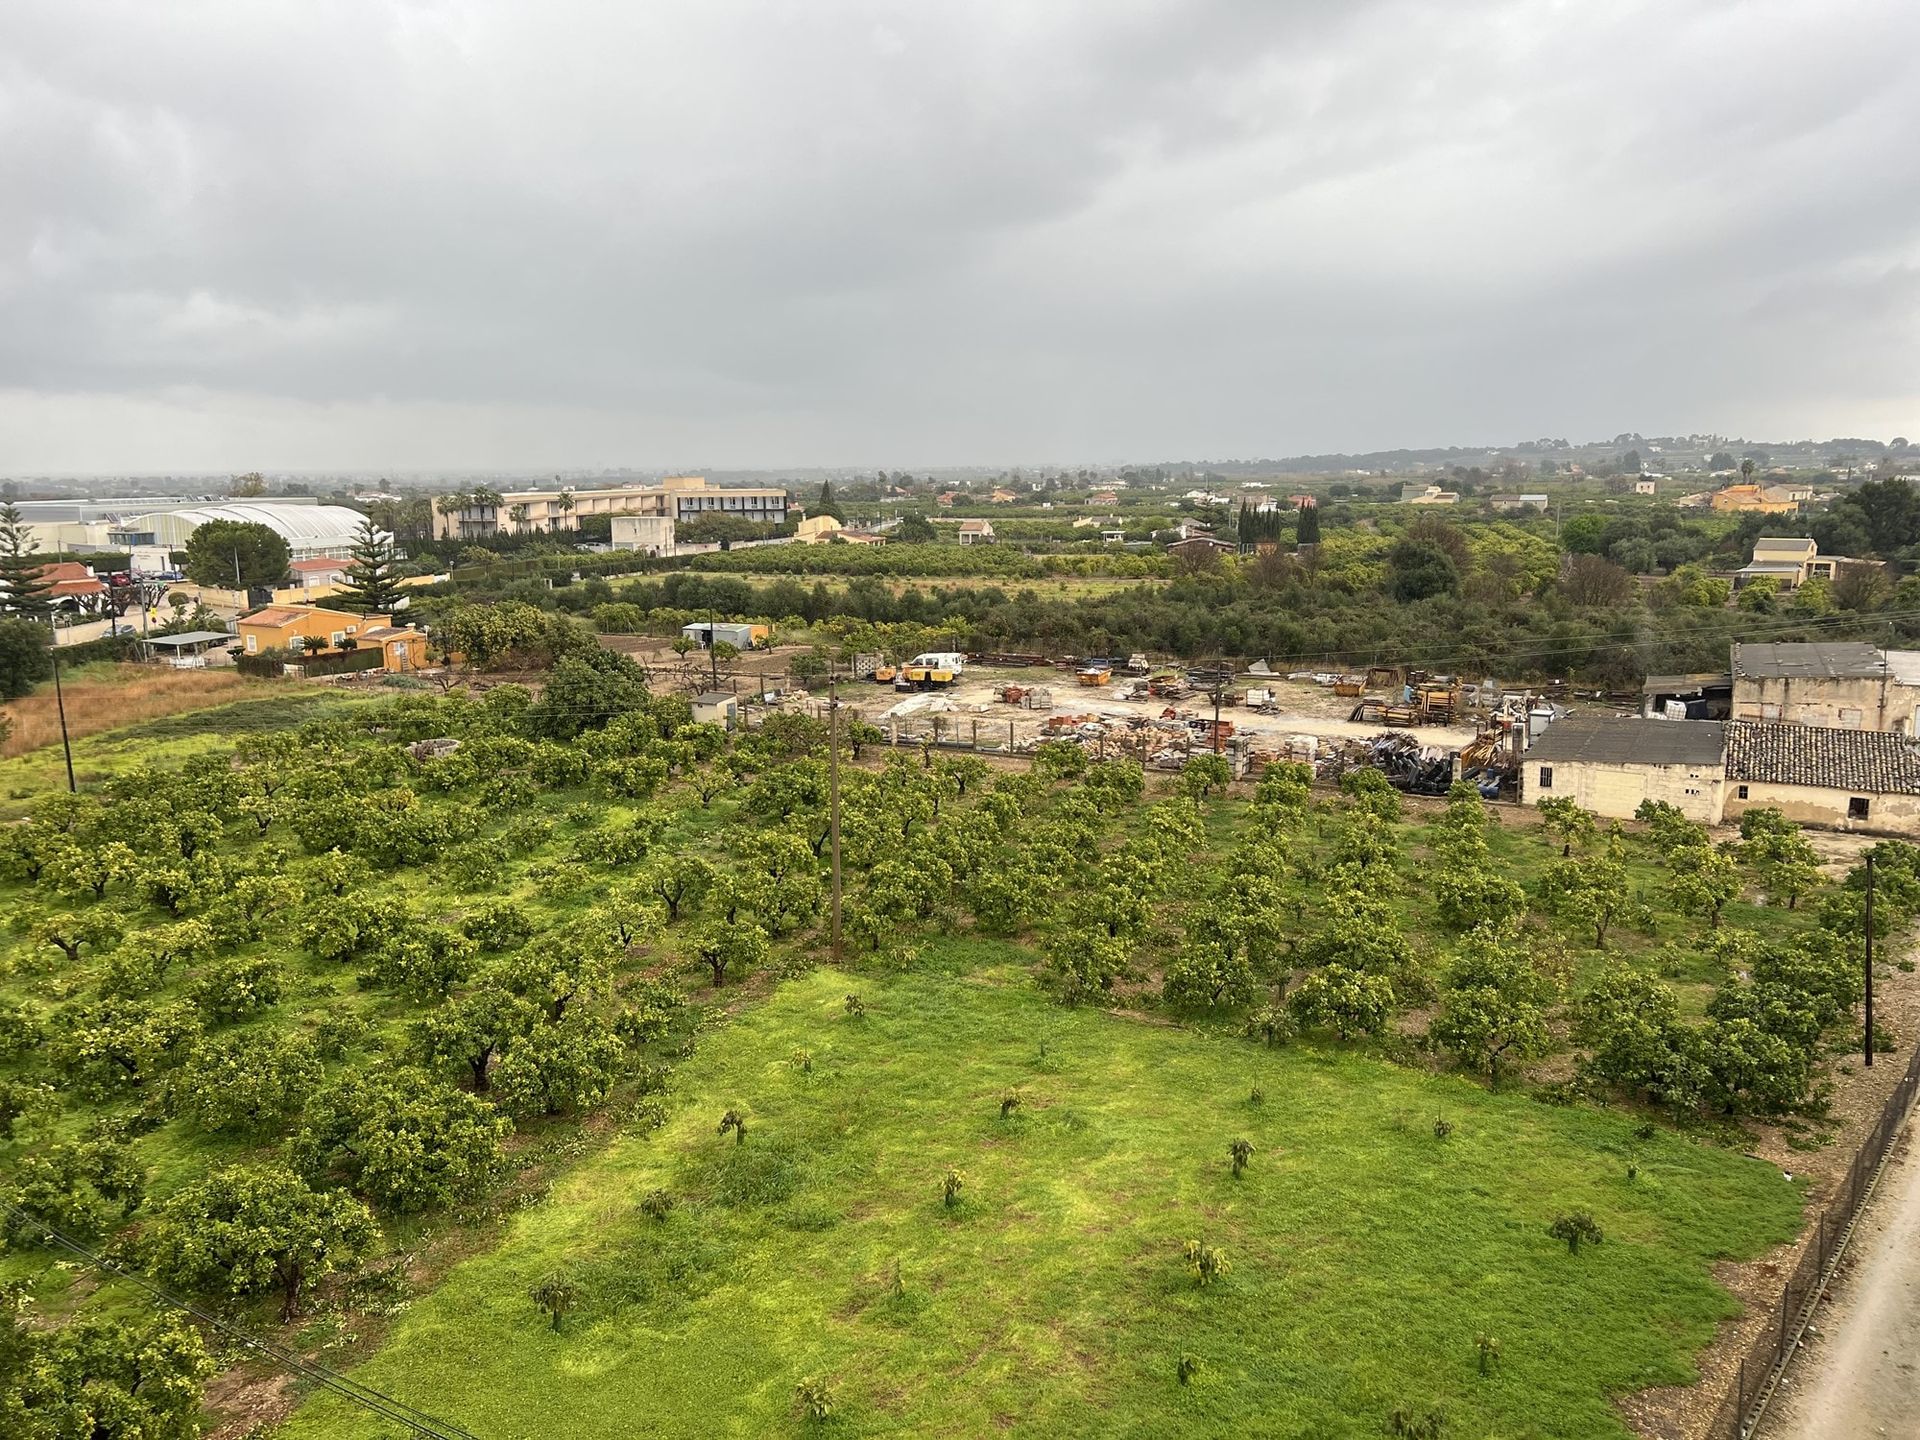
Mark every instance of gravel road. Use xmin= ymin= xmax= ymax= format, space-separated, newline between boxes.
xmin=1762 ymin=1127 xmax=1920 ymax=1439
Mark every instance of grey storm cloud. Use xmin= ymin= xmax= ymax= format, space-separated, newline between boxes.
xmin=1 ymin=0 xmax=1916 ymax=472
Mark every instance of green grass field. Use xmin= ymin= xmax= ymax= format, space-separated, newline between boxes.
xmin=281 ymin=949 xmax=1801 ymax=1440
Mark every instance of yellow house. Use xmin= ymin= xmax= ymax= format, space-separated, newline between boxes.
xmin=1710 ymin=484 xmax=1797 ymax=515
xmin=237 ymin=604 xmax=428 ymax=669
xmin=794 ymin=515 xmax=844 ymax=543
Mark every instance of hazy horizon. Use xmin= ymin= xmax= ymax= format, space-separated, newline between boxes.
xmin=4 ymin=1 xmax=1916 ymax=473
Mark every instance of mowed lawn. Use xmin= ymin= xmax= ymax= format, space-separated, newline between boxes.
xmin=282 ymin=949 xmax=1801 ymax=1440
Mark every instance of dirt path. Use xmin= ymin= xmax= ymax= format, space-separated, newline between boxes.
xmin=1760 ymin=1125 xmax=1920 ymax=1439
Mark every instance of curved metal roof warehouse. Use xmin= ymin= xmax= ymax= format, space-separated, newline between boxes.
xmin=113 ymin=503 xmax=382 ymax=561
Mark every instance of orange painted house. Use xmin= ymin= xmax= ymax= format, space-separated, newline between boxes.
xmin=237 ymin=603 xmax=428 ymax=669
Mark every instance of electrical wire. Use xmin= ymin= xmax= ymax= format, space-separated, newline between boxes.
xmin=0 ymin=1198 xmax=479 ymax=1440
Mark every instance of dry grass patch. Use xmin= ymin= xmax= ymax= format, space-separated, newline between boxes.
xmin=1 ymin=665 xmax=270 ymax=757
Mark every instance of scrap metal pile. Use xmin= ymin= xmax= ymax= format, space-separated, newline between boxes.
xmin=1289 ymin=730 xmax=1518 ymax=798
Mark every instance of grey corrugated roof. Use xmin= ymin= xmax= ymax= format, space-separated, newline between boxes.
xmin=1642 ymin=672 xmax=1732 ymax=695
xmin=1528 ymin=716 xmax=1726 ymax=767
xmin=692 ymin=691 xmax=736 ymax=706
xmin=1726 ymin=721 xmax=1920 ymax=794
xmin=1733 ymin=642 xmax=1887 ymax=681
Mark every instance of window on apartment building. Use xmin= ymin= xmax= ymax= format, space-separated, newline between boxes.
xmin=1736 ymin=785 xmax=1749 ymax=800
xmin=1537 ymin=766 xmax=1553 ymax=790
xmin=1849 ymin=797 xmax=1870 ymax=821
xmin=331 ymin=631 xmax=346 ymax=646
xmin=244 ymin=634 xmax=258 ymax=654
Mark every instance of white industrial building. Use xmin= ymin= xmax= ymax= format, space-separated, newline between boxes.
xmin=106 ymin=504 xmax=379 ymax=562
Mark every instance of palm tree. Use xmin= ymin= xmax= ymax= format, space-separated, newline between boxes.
xmin=552 ymin=489 xmax=575 ymax=533
xmin=1740 ymin=458 xmax=1757 ymax=484
xmin=508 ymin=503 xmax=529 ymax=535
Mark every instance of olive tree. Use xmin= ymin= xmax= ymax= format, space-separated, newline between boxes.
xmin=1430 ymin=928 xmax=1557 ymax=1083
xmin=690 ymin=922 xmax=770 ymax=988
xmin=1287 ymin=964 xmax=1396 ymax=1040
xmin=1535 ymin=849 xmax=1630 ymax=948
xmin=492 ymin=1014 xmax=626 ymax=1120
xmin=293 ymin=1068 xmax=508 ymax=1210
xmin=0 ymin=1306 xmax=213 ymax=1440
xmin=2 ymin=1139 xmax=144 ymax=1243
xmin=1665 ymin=844 xmax=1742 ymax=929
xmin=1535 ymin=796 xmax=1596 ymax=857
xmin=645 ymin=853 xmax=715 ymax=922
xmin=411 ymin=983 xmax=541 ymax=1091
xmin=143 ymin=1163 xmax=378 ymax=1320
xmin=174 ymin=1030 xmax=322 ymax=1134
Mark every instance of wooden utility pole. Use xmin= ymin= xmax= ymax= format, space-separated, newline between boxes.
xmin=50 ymin=637 xmax=76 ymax=794
xmin=829 ymin=675 xmax=843 ymax=961
xmin=1865 ymin=852 xmax=1876 ymax=1067
xmin=1212 ymin=684 xmax=1223 ymax=754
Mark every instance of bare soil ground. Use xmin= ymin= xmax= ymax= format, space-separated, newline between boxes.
xmin=1758 ymin=1126 xmax=1920 ymax=1439
xmin=1619 ymin=937 xmax=1920 ymax=1440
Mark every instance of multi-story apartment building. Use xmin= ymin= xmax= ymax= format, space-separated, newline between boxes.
xmin=432 ymin=476 xmax=788 ymax=541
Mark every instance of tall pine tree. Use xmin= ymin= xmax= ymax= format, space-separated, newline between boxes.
xmin=815 ymin=480 xmax=846 ymax=523
xmin=334 ymin=517 xmax=402 ymax=614
xmin=0 ymin=502 xmax=54 ymax=620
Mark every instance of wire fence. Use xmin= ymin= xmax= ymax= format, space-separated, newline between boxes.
xmin=1712 ymin=1041 xmax=1920 ymax=1438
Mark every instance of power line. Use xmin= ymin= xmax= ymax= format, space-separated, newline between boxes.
xmin=0 ymin=1198 xmax=479 ymax=1440
xmin=1244 ymin=606 xmax=1915 ymax=678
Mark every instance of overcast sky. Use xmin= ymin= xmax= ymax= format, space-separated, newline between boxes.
xmin=3 ymin=0 xmax=1917 ymax=474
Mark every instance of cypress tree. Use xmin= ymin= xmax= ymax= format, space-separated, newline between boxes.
xmin=334 ymin=517 xmax=402 ymax=614
xmin=0 ymin=502 xmax=55 ymax=620
xmin=1295 ymin=501 xmax=1321 ymax=548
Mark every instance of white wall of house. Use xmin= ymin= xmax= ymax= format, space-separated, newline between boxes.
xmin=610 ymin=515 xmax=675 ymax=553
xmin=1521 ymin=758 xmax=1725 ymax=823
xmin=1723 ymin=781 xmax=1920 ymax=834
xmin=1731 ymin=675 xmax=1919 ymax=734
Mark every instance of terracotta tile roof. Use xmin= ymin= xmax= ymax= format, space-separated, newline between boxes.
xmin=240 ymin=604 xmax=363 ymax=627
xmin=1725 ymin=720 xmax=1920 ymax=794
xmin=289 ymin=558 xmax=346 ymax=574
xmin=239 ymin=607 xmax=317 ymax=627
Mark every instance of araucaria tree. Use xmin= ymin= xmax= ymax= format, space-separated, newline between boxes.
xmin=0 ymin=501 xmax=55 ymax=620
xmin=335 ymin=516 xmax=403 ymax=613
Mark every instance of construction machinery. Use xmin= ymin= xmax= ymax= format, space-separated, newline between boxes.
xmin=871 ymin=663 xmax=897 ymax=684
xmin=900 ymin=651 xmax=966 ymax=690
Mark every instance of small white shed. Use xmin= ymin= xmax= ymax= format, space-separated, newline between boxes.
xmin=692 ymin=691 xmax=739 ymax=731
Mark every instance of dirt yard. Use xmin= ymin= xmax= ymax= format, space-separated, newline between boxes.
xmin=1758 ymin=1126 xmax=1920 ymax=1439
